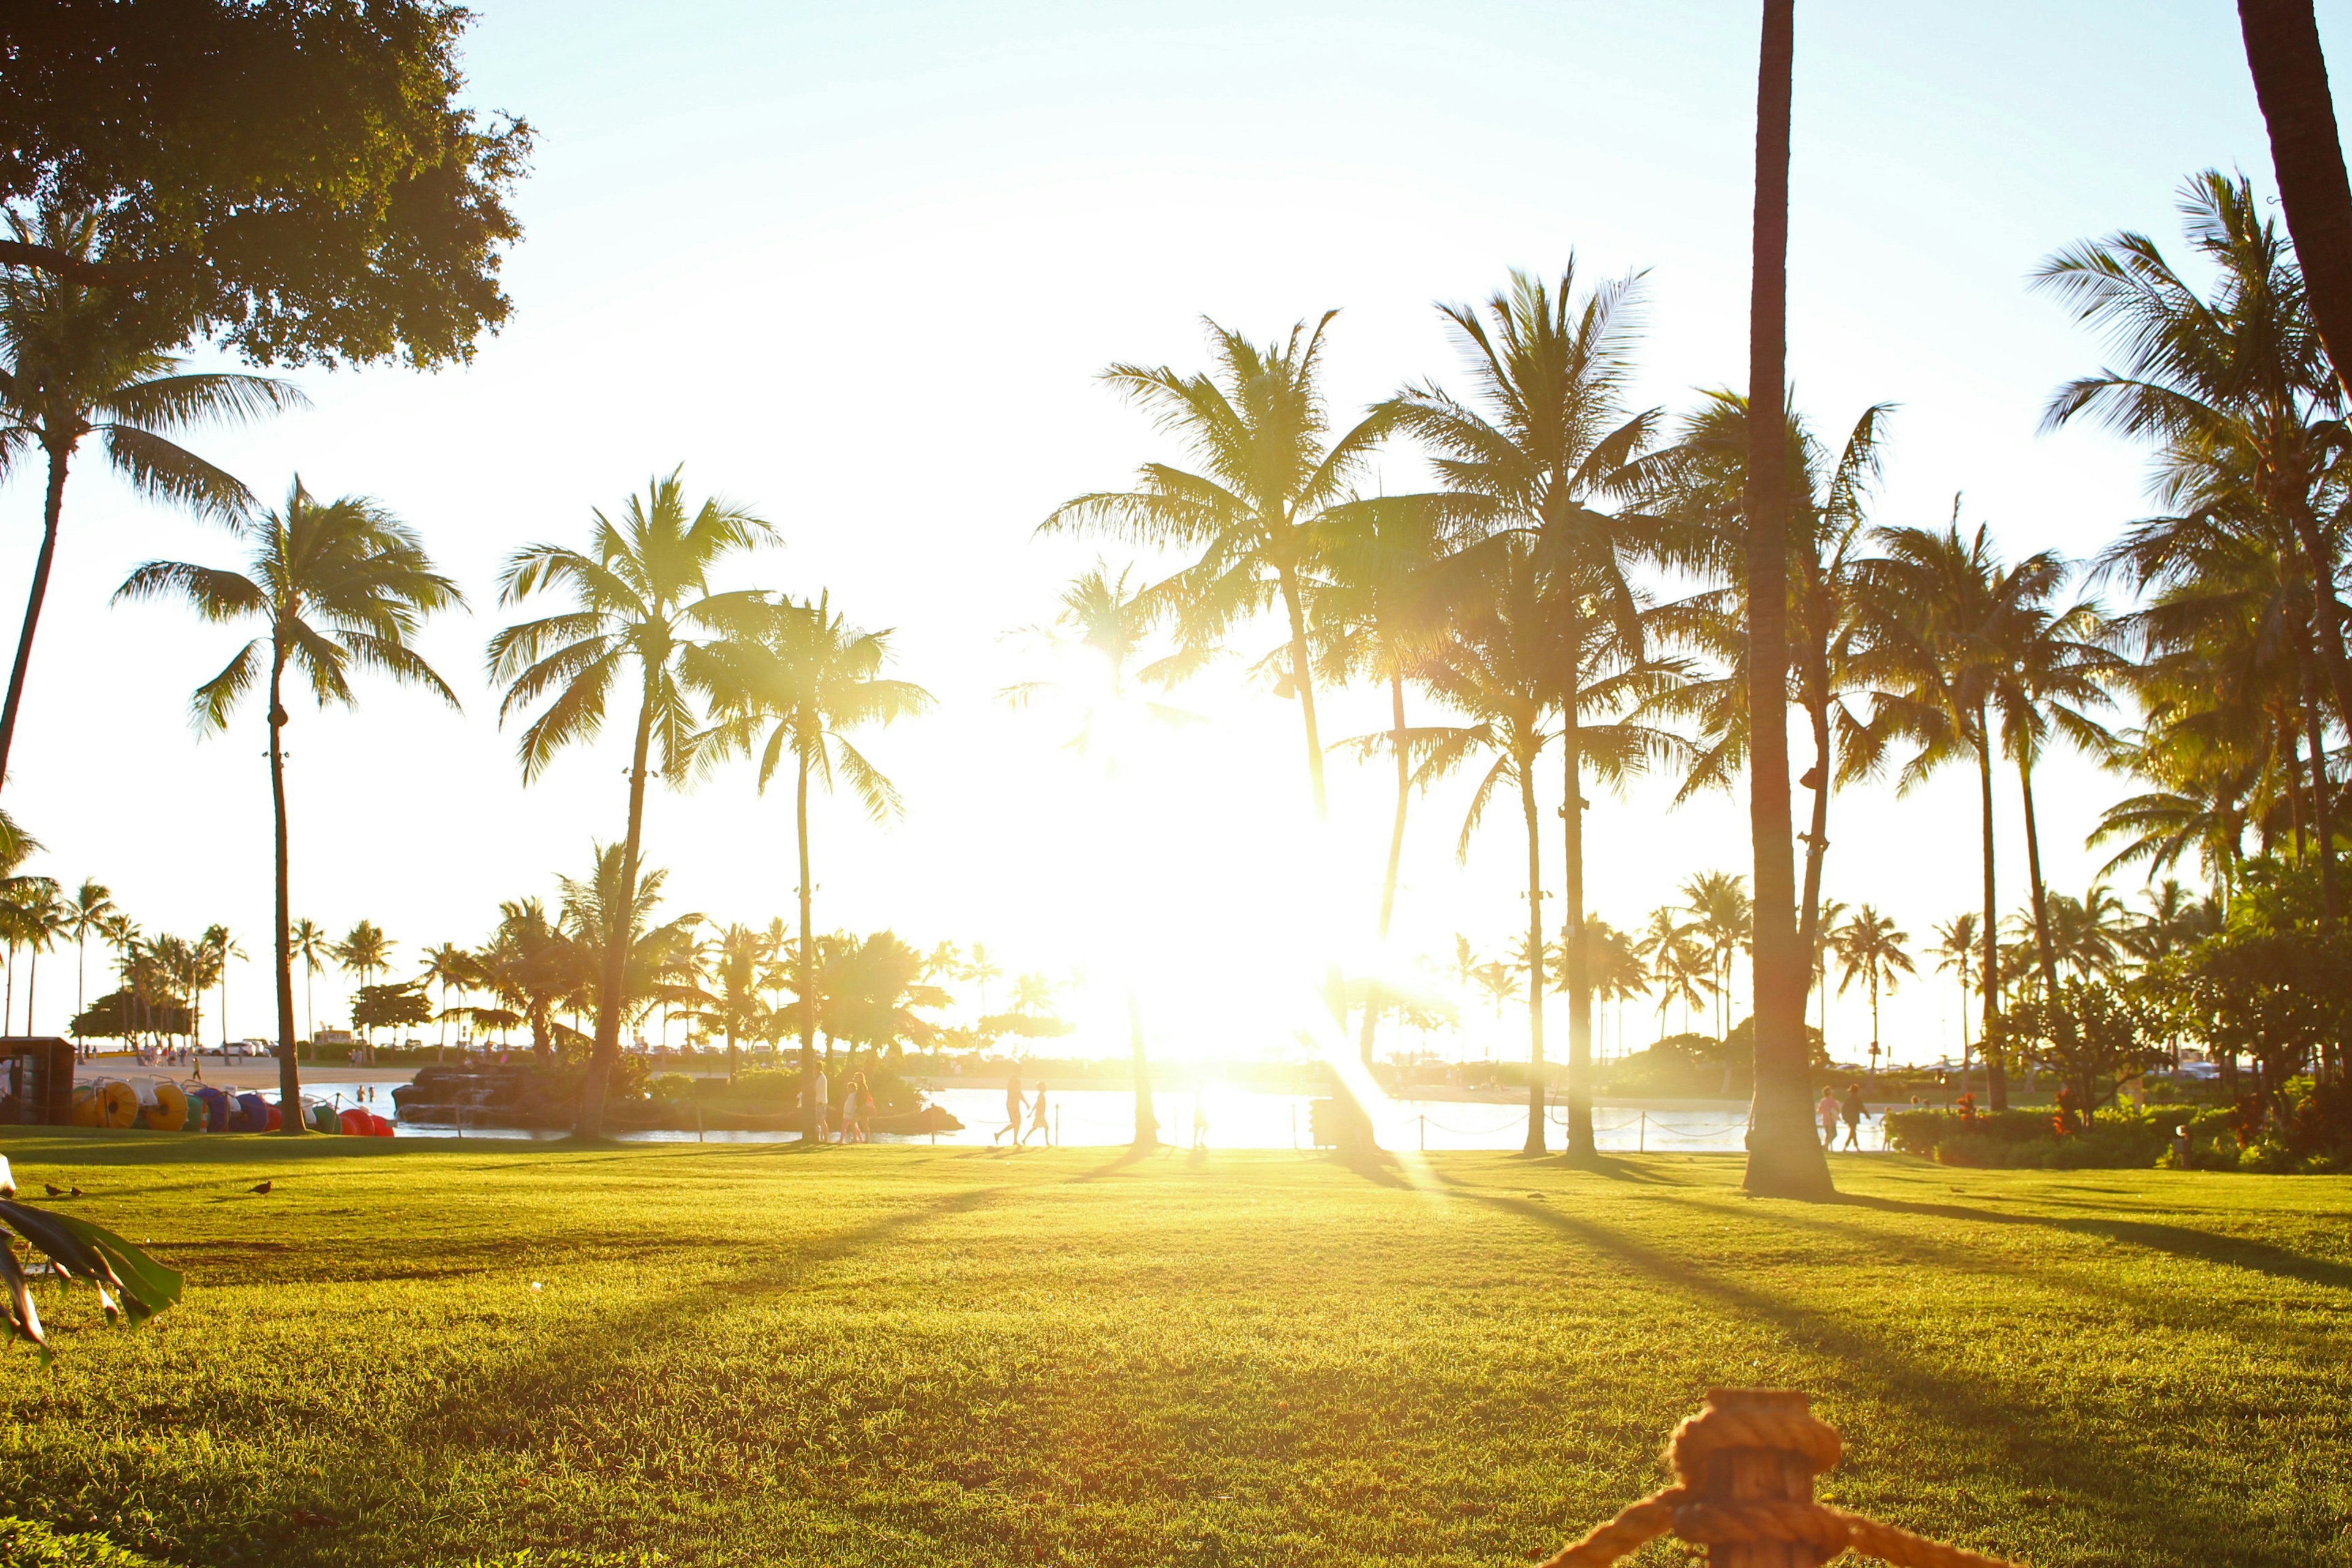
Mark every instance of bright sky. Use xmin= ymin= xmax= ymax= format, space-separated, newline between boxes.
xmin=2 ymin=0 xmax=2340 ymax=1066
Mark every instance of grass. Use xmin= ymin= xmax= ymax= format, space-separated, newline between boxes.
xmin=0 ymin=1131 xmax=2346 ymax=1568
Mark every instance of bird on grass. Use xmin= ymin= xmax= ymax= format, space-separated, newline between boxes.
xmin=43 ymin=1183 xmax=64 ymax=1197
xmin=249 ymin=1180 xmax=274 ymax=1195
xmin=69 ymin=1186 xmax=84 ymax=1198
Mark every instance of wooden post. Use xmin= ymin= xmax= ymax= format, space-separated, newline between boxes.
xmin=1694 ymin=1389 xmax=1817 ymax=1568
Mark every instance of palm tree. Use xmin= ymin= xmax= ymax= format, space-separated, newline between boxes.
xmin=418 ymin=941 xmax=473 ymax=1061
xmin=1382 ymin=264 xmax=1670 ymax=1158
xmin=555 ymin=846 xmax=709 ymax=1052
xmin=1637 ymin=391 xmax=1888 ymax=990
xmin=0 ymin=204 xmax=304 ymax=791
xmin=475 ymin=897 xmax=591 ymax=1065
xmin=486 ymin=469 xmax=769 ymax=1135
xmin=0 ymin=880 xmax=61 ymax=1035
xmin=1002 ymin=564 xmax=1195 ymax=1146
xmin=198 ymin=924 xmax=243 ymax=1049
xmin=1679 ymin=871 xmax=1752 ymax=1050
xmin=960 ymin=943 xmax=1003 ymax=1016
xmin=96 ymin=912 xmax=137 ymax=1052
xmin=1738 ymin=0 xmax=1821 ymax=1197
xmin=1931 ymin=913 xmax=1980 ymax=1091
xmin=290 ymin=917 xmax=329 ymax=1055
xmin=116 ymin=481 xmax=458 ymax=1120
xmin=331 ymin=921 xmax=393 ymax=1064
xmin=63 ymin=878 xmax=112 ymax=1053
xmin=1405 ymin=534 xmax=1559 ymax=1153
xmin=1634 ymin=907 xmax=1710 ymax=1041
xmin=695 ymin=592 xmax=930 ymax=1139
xmin=1042 ymin=315 xmax=1395 ymax=821
xmin=1849 ymin=521 xmax=2015 ymax=1109
xmin=2035 ymin=173 xmax=2351 ymax=728
xmin=1831 ymin=907 xmax=1913 ymax=1080
xmin=1809 ymin=895 xmax=1850 ymax=1048
xmin=1318 ymin=493 xmax=1459 ymax=1069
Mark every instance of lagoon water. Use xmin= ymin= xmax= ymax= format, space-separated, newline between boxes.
xmin=330 ymin=1079 xmax=1893 ymax=1152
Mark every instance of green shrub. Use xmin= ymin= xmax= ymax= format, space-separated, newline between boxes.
xmin=1886 ymin=1106 xmax=2177 ymax=1169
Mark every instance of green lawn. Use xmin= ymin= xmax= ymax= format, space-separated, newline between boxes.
xmin=0 ymin=1131 xmax=2345 ymax=1568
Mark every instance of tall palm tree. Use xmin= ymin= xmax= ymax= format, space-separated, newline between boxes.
xmin=1382 ymin=263 xmax=1667 ymax=1157
xmin=1003 ymin=565 xmax=1195 ymax=1146
xmin=0 ymin=205 xmax=304 ymax=791
xmin=1831 ymin=907 xmax=1913 ymax=1080
xmin=1849 ymin=521 xmax=2015 ymax=1109
xmin=63 ymin=878 xmax=112 ymax=1053
xmin=1042 ymin=315 xmax=1395 ymax=820
xmin=1738 ymin=0 xmax=1822 ymax=1197
xmin=1405 ymin=534 xmax=1559 ymax=1153
xmin=117 ymin=482 xmax=458 ymax=1121
xmin=290 ymin=917 xmax=329 ymax=1055
xmin=695 ymin=592 xmax=930 ymax=1139
xmin=487 ymin=469 xmax=769 ymax=1135
xmin=418 ymin=941 xmax=473 ymax=1060
xmin=332 ymin=920 xmax=393 ymax=1064
xmin=1931 ymin=913 xmax=1980 ymax=1090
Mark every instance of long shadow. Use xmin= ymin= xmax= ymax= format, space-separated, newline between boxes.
xmin=1526 ymin=1150 xmax=1680 ymax=1185
xmin=1839 ymin=1192 xmax=2352 ymax=1291
xmin=1438 ymin=1183 xmax=2304 ymax=1566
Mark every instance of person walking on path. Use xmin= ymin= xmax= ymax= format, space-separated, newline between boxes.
xmin=1815 ymin=1087 xmax=1841 ymax=1149
xmin=995 ymin=1071 xmax=1024 ymax=1146
xmin=1841 ymin=1082 xmax=1867 ymax=1151
xmin=809 ymin=1065 xmax=831 ymax=1144
xmin=1025 ymin=1082 xmax=1049 ymax=1147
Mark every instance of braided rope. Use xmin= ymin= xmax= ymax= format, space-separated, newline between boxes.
xmin=1539 ymin=1396 xmax=2022 ymax=1568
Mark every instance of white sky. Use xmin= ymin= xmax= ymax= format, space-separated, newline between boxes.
xmin=2 ymin=0 xmax=2339 ymax=1067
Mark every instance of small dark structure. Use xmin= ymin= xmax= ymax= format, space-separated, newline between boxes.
xmin=0 ymin=1038 xmax=74 ymax=1125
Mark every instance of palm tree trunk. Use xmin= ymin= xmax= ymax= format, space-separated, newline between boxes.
xmin=1518 ymin=761 xmax=1547 ymax=1155
xmin=797 ymin=744 xmax=819 ymax=1140
xmin=1739 ymin=0 xmax=1826 ymax=1199
xmin=2299 ymin=625 xmax=2339 ymax=924
xmin=268 ymin=643 xmax=304 ymax=1132
xmin=2016 ymin=750 xmax=2079 ymax=1067
xmin=1796 ymin=695 xmax=1833 ymax=993
xmin=577 ymin=684 xmax=656 ymax=1137
xmin=2242 ymin=1 xmax=2352 ymax=396
xmin=1975 ymin=725 xmax=2008 ymax=1111
xmin=1128 ymin=984 xmax=1156 ymax=1148
xmin=1276 ymin=568 xmax=1328 ymax=819
xmin=1560 ymin=709 xmax=1596 ymax=1156
xmin=74 ymin=933 xmax=84 ymax=1050
xmin=1356 ymin=674 xmax=1412 ymax=1069
xmin=0 ymin=445 xmax=73 ymax=797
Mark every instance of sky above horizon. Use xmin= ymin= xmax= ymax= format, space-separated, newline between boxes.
xmin=2 ymin=0 xmax=2342 ymax=1069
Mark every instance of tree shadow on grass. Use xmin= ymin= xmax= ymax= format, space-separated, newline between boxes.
xmin=1439 ymin=1186 xmax=2300 ymax=1567
xmin=1837 ymin=1193 xmax=2352 ymax=1292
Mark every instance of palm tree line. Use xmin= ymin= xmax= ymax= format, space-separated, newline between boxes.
xmin=4 ymin=169 xmax=2345 ymax=1140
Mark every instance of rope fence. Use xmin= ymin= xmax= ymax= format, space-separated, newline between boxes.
xmin=1545 ymin=1389 xmax=2019 ymax=1568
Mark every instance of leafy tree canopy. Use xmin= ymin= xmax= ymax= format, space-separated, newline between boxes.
xmin=0 ymin=0 xmax=530 ymax=366
xmin=70 ymin=988 xmax=192 ymax=1039
xmin=352 ymin=980 xmax=434 ymax=1033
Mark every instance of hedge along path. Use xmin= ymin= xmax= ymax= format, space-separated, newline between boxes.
xmin=1544 ymin=1390 xmax=2023 ymax=1568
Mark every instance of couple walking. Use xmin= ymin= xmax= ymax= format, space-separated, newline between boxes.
xmin=995 ymin=1073 xmax=1050 ymax=1147
xmin=1816 ymin=1083 xmax=1868 ymax=1151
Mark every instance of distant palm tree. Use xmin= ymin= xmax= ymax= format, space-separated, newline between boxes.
xmin=418 ymin=941 xmax=473 ymax=1060
xmin=0 ymin=204 xmax=304 ymax=791
xmin=96 ymin=912 xmax=137 ymax=1049
xmin=1636 ymin=908 xmax=1713 ymax=1041
xmin=1679 ymin=870 xmax=1752 ymax=1050
xmin=63 ymin=878 xmax=112 ymax=1052
xmin=1931 ymin=912 xmax=1980 ymax=1088
xmin=1384 ymin=262 xmax=1670 ymax=1156
xmin=555 ymin=846 xmax=709 ymax=1047
xmin=0 ymin=880 xmax=61 ymax=1035
xmin=118 ymin=481 xmax=458 ymax=1120
xmin=1809 ymin=895 xmax=1849 ymax=1047
xmin=198 ymin=924 xmax=243 ymax=1048
xmin=487 ymin=468 xmax=768 ymax=1134
xmin=332 ymin=921 xmax=393 ymax=1064
xmin=695 ymin=592 xmax=930 ymax=1138
xmin=290 ymin=917 xmax=329 ymax=1055
xmin=1406 ymin=534 xmax=1560 ymax=1153
xmin=1472 ymin=960 xmax=1517 ymax=1020
xmin=1831 ymin=907 xmax=1914 ymax=1080
xmin=960 ymin=943 xmax=1003 ymax=1016
xmin=1043 ymin=315 xmax=1395 ymax=821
